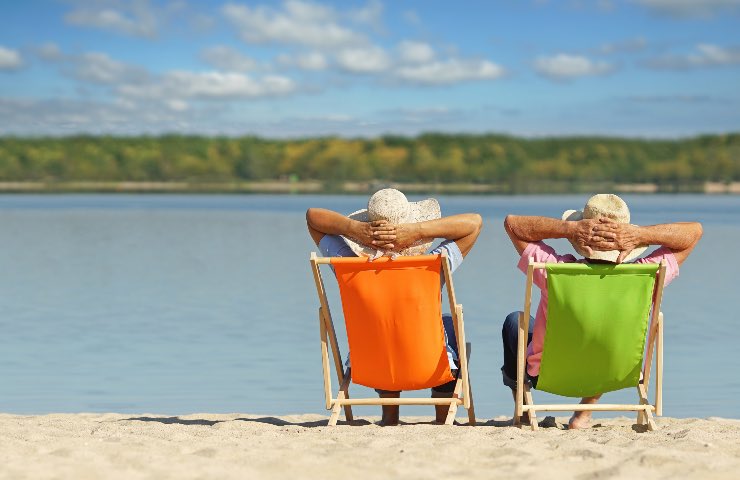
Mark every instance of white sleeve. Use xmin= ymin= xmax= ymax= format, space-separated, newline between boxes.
xmin=430 ymin=239 xmax=464 ymax=273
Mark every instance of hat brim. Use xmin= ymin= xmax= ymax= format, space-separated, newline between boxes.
xmin=561 ymin=209 xmax=649 ymax=263
xmin=342 ymin=198 xmax=441 ymax=258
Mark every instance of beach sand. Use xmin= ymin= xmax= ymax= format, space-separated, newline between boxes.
xmin=2 ymin=413 xmax=739 ymax=479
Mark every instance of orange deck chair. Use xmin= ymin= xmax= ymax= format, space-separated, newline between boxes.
xmin=310 ymin=252 xmax=475 ymax=426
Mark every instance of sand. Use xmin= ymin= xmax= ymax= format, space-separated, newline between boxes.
xmin=1 ymin=413 xmax=739 ymax=479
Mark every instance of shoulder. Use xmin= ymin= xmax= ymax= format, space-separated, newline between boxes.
xmin=319 ymin=234 xmax=356 ymax=258
xmin=634 ymin=247 xmax=680 ymax=285
xmin=431 ymin=239 xmax=464 ymax=273
xmin=517 ymin=241 xmax=577 ymax=272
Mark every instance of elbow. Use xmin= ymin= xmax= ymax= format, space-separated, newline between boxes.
xmin=504 ymin=214 xmax=515 ymax=234
xmin=461 ymin=213 xmax=483 ymax=237
xmin=471 ymin=213 xmax=483 ymax=233
xmin=305 ymin=208 xmax=316 ymax=227
xmin=693 ymin=222 xmax=703 ymax=243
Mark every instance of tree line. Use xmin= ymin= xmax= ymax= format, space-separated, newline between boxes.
xmin=0 ymin=133 xmax=737 ymax=190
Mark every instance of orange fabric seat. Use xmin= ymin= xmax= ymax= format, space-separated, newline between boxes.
xmin=331 ymin=255 xmax=454 ymax=391
xmin=310 ymin=251 xmax=475 ymax=426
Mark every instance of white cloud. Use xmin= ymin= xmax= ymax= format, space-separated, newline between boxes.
xmin=626 ymin=94 xmax=718 ymax=103
xmin=349 ymin=0 xmax=384 ymax=30
xmin=534 ymin=54 xmax=614 ymax=80
xmin=305 ymin=113 xmax=354 ymax=122
xmin=389 ymin=106 xmax=455 ymax=123
xmin=72 ymin=52 xmax=149 ymax=85
xmin=633 ymin=0 xmax=740 ymax=18
xmin=691 ymin=44 xmax=740 ymax=65
xmin=646 ymin=43 xmax=740 ymax=69
xmin=0 ymin=97 xmax=195 ymax=134
xmin=222 ymin=1 xmax=365 ymax=49
xmin=200 ymin=46 xmax=257 ymax=72
xmin=598 ymin=37 xmax=647 ymax=54
xmin=336 ymin=46 xmax=391 ymax=73
xmin=166 ymin=99 xmax=189 ymax=112
xmin=36 ymin=42 xmax=62 ymax=61
xmin=0 ymin=46 xmax=22 ymax=70
xmin=119 ymin=71 xmax=297 ymax=100
xmin=49 ymin=48 xmax=299 ymax=104
xmin=398 ymin=41 xmax=435 ymax=64
xmin=64 ymin=0 xmax=158 ymax=38
xmin=396 ymin=59 xmax=505 ymax=85
xmin=277 ymin=51 xmax=328 ymax=70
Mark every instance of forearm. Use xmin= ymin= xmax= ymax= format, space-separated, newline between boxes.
xmin=635 ymin=222 xmax=702 ymax=265
xmin=635 ymin=222 xmax=702 ymax=251
xmin=409 ymin=213 xmax=482 ymax=258
xmin=306 ymin=208 xmax=356 ymax=237
xmin=414 ymin=214 xmax=482 ymax=242
xmin=505 ymin=215 xmax=572 ymax=242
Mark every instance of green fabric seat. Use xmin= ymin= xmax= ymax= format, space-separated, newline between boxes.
xmin=536 ymin=263 xmax=659 ymax=398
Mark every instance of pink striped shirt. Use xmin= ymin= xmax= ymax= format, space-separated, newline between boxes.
xmin=518 ymin=242 xmax=680 ymax=377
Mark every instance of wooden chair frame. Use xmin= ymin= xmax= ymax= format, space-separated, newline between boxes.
xmin=310 ymin=252 xmax=475 ymax=426
xmin=515 ymin=258 xmax=667 ymax=431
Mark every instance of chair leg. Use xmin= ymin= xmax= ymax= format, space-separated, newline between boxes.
xmin=462 ymin=341 xmax=475 ymax=426
xmin=637 ymin=383 xmax=657 ymax=431
xmin=329 ymin=369 xmax=352 ymax=427
xmin=643 ymin=408 xmax=656 ymax=431
xmin=466 ymin=379 xmax=476 ymax=426
xmin=445 ymin=401 xmax=458 ymax=426
xmin=636 ymin=386 xmax=644 ymax=425
xmin=524 ymin=383 xmax=538 ymax=431
xmin=445 ymin=377 xmax=463 ymax=425
xmin=328 ymin=397 xmax=342 ymax=426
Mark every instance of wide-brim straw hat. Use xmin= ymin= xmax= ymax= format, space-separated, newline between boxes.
xmin=342 ymin=188 xmax=441 ymax=258
xmin=562 ymin=193 xmax=648 ymax=263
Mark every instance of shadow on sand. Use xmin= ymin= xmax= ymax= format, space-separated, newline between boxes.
xmin=118 ymin=416 xmax=374 ymax=428
xmin=117 ymin=416 xmax=490 ymax=428
xmin=120 ymin=417 xmax=222 ymax=426
xmin=119 ymin=415 xmax=615 ymax=430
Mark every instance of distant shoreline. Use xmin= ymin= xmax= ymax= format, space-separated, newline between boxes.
xmin=0 ymin=181 xmax=738 ymax=194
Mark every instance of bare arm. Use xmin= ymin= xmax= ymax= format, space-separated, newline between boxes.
xmin=305 ymin=208 xmax=392 ymax=247
xmin=503 ymin=215 xmax=599 ymax=256
xmin=591 ymin=219 xmax=702 ymax=265
xmin=375 ymin=214 xmax=483 ymax=258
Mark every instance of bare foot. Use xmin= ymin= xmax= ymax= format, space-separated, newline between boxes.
xmin=568 ymin=411 xmax=593 ymax=429
xmin=568 ymin=394 xmax=602 ymax=429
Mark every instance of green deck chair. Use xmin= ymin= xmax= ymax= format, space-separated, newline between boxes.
xmin=515 ymin=259 xmax=667 ymax=431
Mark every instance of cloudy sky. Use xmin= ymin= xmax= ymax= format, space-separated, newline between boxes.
xmin=1 ymin=0 xmax=739 ymax=137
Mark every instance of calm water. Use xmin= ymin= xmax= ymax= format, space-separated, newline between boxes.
xmin=0 ymin=194 xmax=738 ymax=419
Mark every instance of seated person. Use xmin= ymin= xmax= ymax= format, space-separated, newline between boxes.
xmin=306 ymin=188 xmax=482 ymax=425
xmin=501 ymin=194 xmax=702 ymax=429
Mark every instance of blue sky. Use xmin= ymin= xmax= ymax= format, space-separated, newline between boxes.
xmin=1 ymin=0 xmax=739 ymax=137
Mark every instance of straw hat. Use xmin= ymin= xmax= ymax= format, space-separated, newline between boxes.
xmin=342 ymin=188 xmax=441 ymax=257
xmin=562 ymin=194 xmax=648 ymax=263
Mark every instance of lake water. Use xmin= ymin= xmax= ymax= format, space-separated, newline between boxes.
xmin=0 ymin=194 xmax=738 ymax=419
